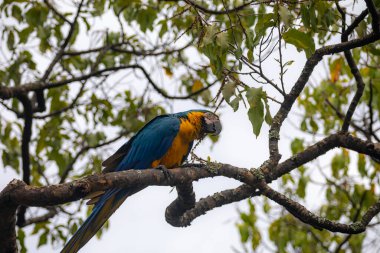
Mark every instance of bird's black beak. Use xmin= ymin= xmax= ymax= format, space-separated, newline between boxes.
xmin=206 ymin=120 xmax=222 ymax=135
xmin=204 ymin=113 xmax=222 ymax=135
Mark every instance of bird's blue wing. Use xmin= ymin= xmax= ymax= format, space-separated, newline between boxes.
xmin=102 ymin=115 xmax=180 ymax=172
xmin=114 ymin=115 xmax=180 ymax=170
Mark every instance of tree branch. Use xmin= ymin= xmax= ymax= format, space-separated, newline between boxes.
xmin=43 ymin=0 xmax=70 ymax=24
xmin=267 ymin=31 xmax=380 ymax=169
xmin=1 ymin=130 xmax=380 ymax=251
xmin=15 ymin=94 xmax=33 ymax=227
xmin=364 ymin=0 xmax=380 ymax=34
xmin=40 ymin=0 xmax=84 ymax=82
xmin=343 ymin=9 xmax=368 ymax=38
xmin=165 ymin=182 xmax=196 ymax=226
xmin=272 ymin=133 xmax=380 ymax=181
xmin=183 ymin=0 xmax=255 ymax=15
xmin=166 ymin=184 xmax=259 ymax=227
xmin=340 ymin=5 xmax=367 ymax=132
xmin=63 ymin=41 xmax=192 ymax=57
xmin=19 ymin=207 xmax=58 ymax=228
xmin=59 ymin=131 xmax=128 ymax=183
xmin=324 ymin=98 xmax=376 ymax=140
xmin=0 ymin=65 xmax=217 ymax=100
xmin=258 ymin=181 xmax=380 ymax=233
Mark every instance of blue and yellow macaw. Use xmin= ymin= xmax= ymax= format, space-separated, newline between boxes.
xmin=61 ymin=110 xmax=222 ymax=253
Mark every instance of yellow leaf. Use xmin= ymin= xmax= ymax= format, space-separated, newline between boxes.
xmin=191 ymin=80 xmax=203 ymax=93
xmin=361 ymin=67 xmax=370 ymax=76
xmin=342 ymin=148 xmax=349 ymax=157
xmin=375 ymin=162 xmax=380 ymax=172
xmin=164 ymin=67 xmax=173 ymax=78
xmin=330 ymin=58 xmax=342 ymax=83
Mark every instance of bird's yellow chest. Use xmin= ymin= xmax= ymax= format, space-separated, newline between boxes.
xmin=151 ymin=118 xmax=200 ymax=168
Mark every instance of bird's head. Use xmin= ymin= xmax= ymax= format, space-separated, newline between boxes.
xmin=201 ymin=111 xmax=222 ymax=136
xmin=175 ymin=110 xmax=222 ymax=138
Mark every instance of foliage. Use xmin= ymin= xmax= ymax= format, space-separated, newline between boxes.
xmin=0 ymin=0 xmax=380 ymax=252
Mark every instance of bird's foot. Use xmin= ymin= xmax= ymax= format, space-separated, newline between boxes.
xmin=156 ymin=165 xmax=172 ymax=181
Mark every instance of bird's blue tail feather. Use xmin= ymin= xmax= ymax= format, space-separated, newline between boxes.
xmin=61 ymin=188 xmax=130 ymax=253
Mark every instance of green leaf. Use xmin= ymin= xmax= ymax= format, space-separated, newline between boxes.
xmin=235 ymin=48 xmax=243 ymax=59
xmin=245 ymin=29 xmax=255 ymax=50
xmin=247 ymin=48 xmax=254 ymax=62
xmin=278 ymin=5 xmax=291 ymax=26
xmin=300 ymin=4 xmax=310 ymax=29
xmin=331 ymin=152 xmax=347 ymax=178
xmin=357 ymin=153 xmax=366 ymax=177
xmin=7 ymin=31 xmax=15 ymax=50
xmin=246 ymin=87 xmax=264 ymax=137
xmin=18 ymin=26 xmax=33 ymax=43
xmin=216 ymin=32 xmax=229 ymax=48
xmin=25 ymin=5 xmax=48 ymax=26
xmin=202 ymin=25 xmax=218 ymax=46
xmin=263 ymin=198 xmax=271 ymax=213
xmin=11 ymin=4 xmax=23 ymax=22
xmin=239 ymin=8 xmax=256 ymax=27
xmin=296 ymin=176 xmax=308 ymax=198
xmin=38 ymin=231 xmax=48 ymax=247
xmin=282 ymin=28 xmax=315 ymax=58
xmin=253 ymin=13 xmax=275 ymax=46
xmin=309 ymin=118 xmax=318 ymax=132
xmin=263 ymin=96 xmax=272 ymax=125
xmin=222 ymin=82 xmax=235 ymax=103
xmin=229 ymin=97 xmax=240 ymax=112
xmin=82 ymin=17 xmax=91 ymax=31
xmin=291 ymin=138 xmax=304 ymax=154
xmin=251 ymin=228 xmax=261 ymax=250
xmin=238 ymin=224 xmax=250 ymax=242
xmin=17 ymin=228 xmax=27 ymax=253
xmin=159 ymin=21 xmax=168 ymax=38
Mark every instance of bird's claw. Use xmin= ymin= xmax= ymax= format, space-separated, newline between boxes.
xmin=156 ymin=165 xmax=172 ymax=180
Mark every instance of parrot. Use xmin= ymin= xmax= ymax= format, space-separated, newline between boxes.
xmin=61 ymin=109 xmax=222 ymax=253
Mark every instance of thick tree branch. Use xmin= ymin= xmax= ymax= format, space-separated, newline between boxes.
xmin=272 ymin=133 xmax=380 ymax=181
xmin=364 ymin=0 xmax=380 ymax=34
xmin=1 ymin=130 xmax=380 ymax=251
xmin=33 ymin=91 xmax=47 ymax=113
xmin=258 ymin=182 xmax=380 ymax=234
xmin=1 ymin=133 xmax=377 ymax=212
xmin=15 ymin=94 xmax=33 ymax=227
xmin=63 ymin=41 xmax=192 ymax=57
xmin=166 ymin=184 xmax=259 ymax=227
xmin=0 ymin=192 xmax=17 ymax=253
xmin=267 ymin=31 xmax=380 ymax=169
xmin=339 ymin=5 xmax=367 ymax=132
xmin=165 ymin=182 xmax=196 ymax=226
xmin=0 ymin=167 xmax=238 ymax=208
xmin=0 ymin=65 xmax=216 ymax=101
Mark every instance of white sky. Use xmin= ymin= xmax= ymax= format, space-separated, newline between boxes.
xmin=0 ymin=1 xmax=364 ymax=252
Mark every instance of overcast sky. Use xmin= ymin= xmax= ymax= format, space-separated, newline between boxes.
xmin=0 ymin=1 xmax=338 ymax=252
